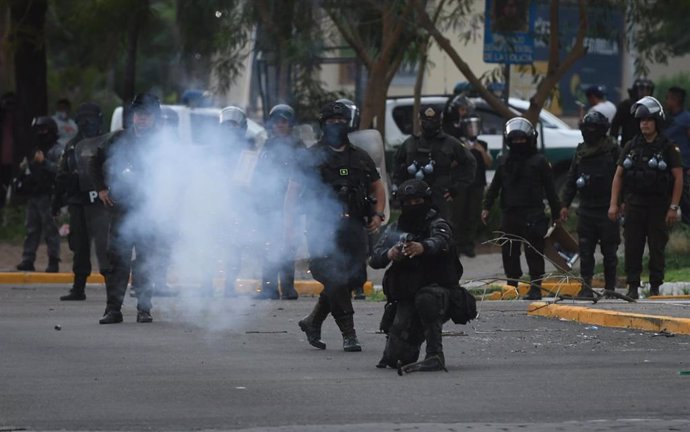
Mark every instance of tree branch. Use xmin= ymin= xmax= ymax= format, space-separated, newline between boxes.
xmin=547 ymin=0 xmax=559 ymax=75
xmin=413 ymin=0 xmax=515 ymax=120
xmin=326 ymin=8 xmax=374 ymax=70
xmin=527 ymin=0 xmax=588 ymax=122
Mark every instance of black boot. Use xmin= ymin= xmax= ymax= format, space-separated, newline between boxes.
xmin=334 ymin=315 xmax=362 ymax=352
xmin=60 ymin=275 xmax=87 ymax=301
xmin=298 ymin=300 xmax=329 ymax=349
xmin=16 ymin=261 xmax=35 ymax=271
xmin=45 ymin=257 xmax=60 ymax=273
xmin=523 ymin=282 xmax=542 ymax=300
xmin=625 ymin=285 xmax=639 ymax=300
xmin=397 ymin=354 xmax=447 ymax=375
xmin=99 ymin=309 xmax=123 ymax=324
xmin=649 ymin=284 xmax=660 ymax=297
xmin=577 ymin=278 xmax=594 ymax=298
xmin=424 ymin=320 xmax=444 ymax=364
xmin=280 ymin=286 xmax=299 ymax=300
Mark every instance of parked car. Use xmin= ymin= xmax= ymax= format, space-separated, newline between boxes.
xmin=385 ymin=96 xmax=582 ymax=186
xmin=110 ymin=104 xmax=267 ymax=146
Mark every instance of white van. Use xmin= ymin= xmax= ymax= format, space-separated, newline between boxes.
xmin=110 ymin=105 xmax=267 ymax=146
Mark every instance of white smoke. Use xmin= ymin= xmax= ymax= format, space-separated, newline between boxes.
xmin=104 ymin=121 xmax=348 ymax=331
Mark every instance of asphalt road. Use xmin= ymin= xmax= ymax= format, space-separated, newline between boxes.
xmin=1 ymin=285 xmax=689 ymax=432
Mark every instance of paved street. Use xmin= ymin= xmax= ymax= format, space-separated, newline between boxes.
xmin=1 ymin=284 xmax=689 ymax=432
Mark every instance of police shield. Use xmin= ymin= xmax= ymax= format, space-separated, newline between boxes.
xmin=347 ymin=129 xmax=390 ymax=224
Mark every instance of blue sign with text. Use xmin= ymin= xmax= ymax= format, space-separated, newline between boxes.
xmin=483 ymin=0 xmax=536 ymax=64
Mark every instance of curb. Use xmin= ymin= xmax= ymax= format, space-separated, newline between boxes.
xmin=476 ymin=281 xmax=582 ymax=300
xmin=527 ymin=301 xmax=690 ymax=335
xmin=0 ymin=272 xmax=374 ymax=297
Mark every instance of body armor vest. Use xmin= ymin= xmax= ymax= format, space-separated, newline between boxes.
xmin=500 ymin=153 xmax=546 ymax=209
xmin=623 ymin=137 xmax=672 ymax=198
xmin=575 ymin=146 xmax=617 ymax=208
xmin=405 ymin=135 xmax=455 ymax=190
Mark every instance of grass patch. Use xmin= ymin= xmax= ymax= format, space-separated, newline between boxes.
xmin=591 ymin=224 xmax=690 ymax=281
xmin=366 ymin=289 xmax=386 ymax=302
xmin=0 ymin=204 xmax=26 ymax=244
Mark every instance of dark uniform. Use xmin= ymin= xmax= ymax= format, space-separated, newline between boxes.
xmin=53 ymin=103 xmax=110 ymax=300
xmin=561 ymin=112 xmax=620 ymax=297
xmin=16 ymin=117 xmax=64 ymax=272
xmin=371 ymin=179 xmax=474 ymax=372
xmin=483 ymin=117 xmax=561 ymax=300
xmin=615 ymin=97 xmax=683 ymax=298
xmin=611 ymin=78 xmax=654 ymax=147
xmin=393 ymin=105 xmax=476 ymax=219
xmin=298 ymin=101 xmax=383 ymax=352
xmin=199 ymin=105 xmax=256 ymax=298
xmin=92 ymin=93 xmax=162 ymax=324
xmin=451 ymin=115 xmax=490 ymax=257
xmin=254 ymin=104 xmax=305 ymax=300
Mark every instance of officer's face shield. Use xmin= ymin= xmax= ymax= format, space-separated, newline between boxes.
xmin=402 ymin=196 xmax=425 ymax=207
xmin=631 ymin=96 xmax=664 ymax=120
xmin=462 ymin=117 xmax=482 ymax=138
xmin=270 ymin=116 xmax=292 ymax=137
xmin=324 ymin=116 xmax=348 ymax=125
xmin=131 ymin=110 xmax=158 ymax=137
xmin=504 ymin=117 xmax=534 ymax=144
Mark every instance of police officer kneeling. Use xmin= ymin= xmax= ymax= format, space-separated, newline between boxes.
xmin=370 ymin=179 xmax=475 ymax=372
xmin=609 ymin=96 xmax=684 ymax=299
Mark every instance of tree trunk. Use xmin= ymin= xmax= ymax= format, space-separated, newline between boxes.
xmin=359 ymin=67 xmax=388 ymax=136
xmin=123 ymin=12 xmax=141 ymax=109
xmin=9 ymin=0 xmax=47 ymax=157
xmin=412 ymin=39 xmax=431 ymax=136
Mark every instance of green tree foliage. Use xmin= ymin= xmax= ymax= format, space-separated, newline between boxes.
xmin=628 ymin=0 xmax=690 ymax=74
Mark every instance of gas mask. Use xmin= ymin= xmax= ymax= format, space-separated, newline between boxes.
xmin=76 ymin=116 xmax=102 ymax=138
xmin=322 ymin=122 xmax=349 ymax=149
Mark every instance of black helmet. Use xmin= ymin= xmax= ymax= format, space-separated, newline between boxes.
xmin=269 ymin=104 xmax=296 ymax=126
xmin=631 ymin=96 xmax=665 ymax=121
xmin=462 ymin=114 xmax=482 ymax=138
xmin=579 ymin=111 xmax=609 ymax=143
xmin=394 ymin=179 xmax=432 ymax=203
xmin=449 ymin=95 xmax=475 ymax=112
xmin=74 ymin=103 xmax=104 ymax=138
xmin=631 ymin=78 xmax=654 ymax=98
xmin=31 ymin=116 xmax=58 ymax=135
xmin=585 ymin=85 xmax=606 ymax=99
xmin=319 ymin=101 xmax=352 ymax=124
xmin=130 ymin=93 xmax=161 ymax=117
xmin=335 ymin=98 xmax=361 ymax=131
xmin=504 ymin=117 xmax=537 ymax=144
xmin=31 ymin=116 xmax=58 ymax=144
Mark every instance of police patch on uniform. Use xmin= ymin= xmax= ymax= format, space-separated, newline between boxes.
xmin=339 ymin=168 xmax=349 ymax=176
xmin=424 ymin=107 xmax=436 ymax=117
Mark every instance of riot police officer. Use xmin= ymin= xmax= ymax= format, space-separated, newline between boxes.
xmin=296 ymin=101 xmax=386 ymax=352
xmin=482 ymin=117 xmax=561 ymax=300
xmin=393 ymin=105 xmax=476 ymax=219
xmin=16 ymin=116 xmax=64 ymax=272
xmin=560 ymin=112 xmax=620 ymax=298
xmin=53 ymin=103 xmax=110 ymax=300
xmin=253 ymin=104 xmax=305 ymax=300
xmin=370 ymin=179 xmax=464 ymax=372
xmin=609 ymin=96 xmax=683 ymax=298
xmin=611 ymin=78 xmax=654 ymax=147
xmin=452 ymin=114 xmax=492 ymax=257
xmin=92 ymin=93 xmax=162 ymax=324
xmin=199 ymin=105 xmax=256 ymax=298
xmin=442 ymin=94 xmax=476 ymax=138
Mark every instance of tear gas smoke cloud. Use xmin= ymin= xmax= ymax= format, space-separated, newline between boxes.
xmin=104 ymin=121 xmax=357 ymax=331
